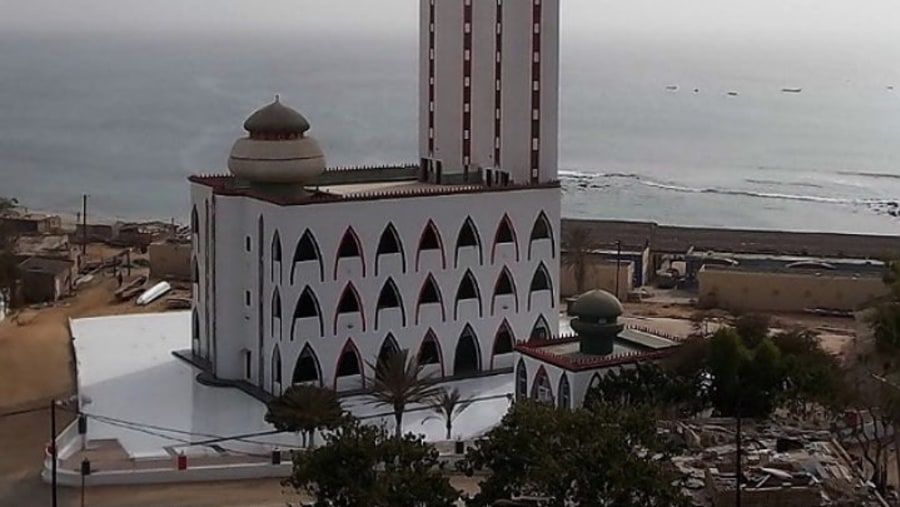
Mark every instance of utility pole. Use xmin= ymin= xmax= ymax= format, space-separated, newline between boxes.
xmin=50 ymin=399 xmax=58 ymax=507
xmin=81 ymin=194 xmax=88 ymax=256
xmin=614 ymin=240 xmax=622 ymax=298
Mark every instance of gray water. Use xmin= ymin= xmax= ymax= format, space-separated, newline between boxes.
xmin=2 ymin=31 xmax=900 ymax=234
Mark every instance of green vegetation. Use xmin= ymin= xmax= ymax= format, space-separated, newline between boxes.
xmin=364 ymin=348 xmax=442 ymax=439
xmin=264 ymin=384 xmax=344 ymax=449
xmin=425 ymin=387 xmax=474 ymax=441
xmin=0 ymin=196 xmax=20 ymax=296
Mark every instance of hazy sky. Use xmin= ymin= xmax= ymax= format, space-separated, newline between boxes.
xmin=2 ymin=0 xmax=899 ymax=41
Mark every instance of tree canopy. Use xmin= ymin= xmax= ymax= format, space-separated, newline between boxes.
xmin=464 ymin=400 xmax=691 ymax=507
xmin=288 ymin=417 xmax=459 ymax=507
xmin=265 ymin=384 xmax=344 ymax=448
xmin=365 ymin=348 xmax=441 ymax=438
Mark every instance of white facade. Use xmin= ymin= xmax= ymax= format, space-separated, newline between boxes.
xmin=419 ymin=0 xmax=560 ymax=185
xmin=514 ymin=353 xmax=637 ymax=410
xmin=191 ymin=185 xmax=560 ymax=394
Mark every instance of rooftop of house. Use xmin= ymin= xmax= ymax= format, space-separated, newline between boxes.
xmin=17 ymin=256 xmax=74 ymax=275
xmin=13 ymin=234 xmax=70 ymax=256
xmin=189 ymin=164 xmax=560 ymax=207
xmin=700 ymin=262 xmax=885 ymax=279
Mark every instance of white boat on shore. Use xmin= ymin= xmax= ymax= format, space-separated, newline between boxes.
xmin=136 ymin=282 xmax=171 ymax=306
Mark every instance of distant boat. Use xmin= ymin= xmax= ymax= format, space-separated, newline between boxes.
xmin=665 ymin=85 xmax=679 ymax=91
xmin=137 ymin=281 xmax=171 ymax=306
xmin=726 ymin=91 xmax=739 ymax=96
xmin=781 ymin=87 xmax=802 ymax=93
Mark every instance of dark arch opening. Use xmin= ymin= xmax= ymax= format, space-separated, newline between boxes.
xmin=515 ymin=359 xmax=528 ymax=401
xmin=528 ymin=262 xmax=554 ymax=310
xmin=528 ymin=211 xmax=555 ymax=260
xmin=272 ymin=231 xmax=283 ymax=282
xmin=334 ymin=227 xmax=365 ymax=279
xmin=272 ymin=345 xmax=282 ymax=392
xmin=336 ymin=342 xmax=363 ymax=378
xmin=334 ymin=283 xmax=365 ymax=334
xmin=492 ymin=267 xmax=517 ymax=314
xmin=492 ymin=214 xmax=519 ymax=262
xmin=292 ymin=344 xmax=322 ymax=385
xmin=292 ymin=287 xmax=324 ymax=338
xmin=192 ymin=308 xmax=200 ymax=344
xmin=530 ymin=314 xmax=551 ymax=342
xmin=493 ymin=320 xmax=514 ymax=355
xmin=455 ymin=270 xmax=482 ymax=318
xmin=377 ymin=334 xmax=401 ymax=372
xmin=531 ymin=366 xmax=554 ymax=404
xmin=418 ymin=330 xmax=442 ymax=367
xmin=416 ymin=275 xmax=445 ymax=324
xmin=272 ymin=288 xmax=282 ymax=340
xmin=455 ymin=217 xmax=483 ymax=267
xmin=416 ymin=220 xmax=446 ymax=270
xmin=192 ymin=256 xmax=199 ymax=284
xmin=453 ymin=325 xmax=481 ymax=376
xmin=376 ymin=278 xmax=405 ymax=329
xmin=191 ymin=206 xmax=199 ymax=235
xmin=376 ymin=223 xmax=406 ymax=275
xmin=292 ymin=229 xmax=324 ymax=283
xmin=558 ymin=375 xmax=571 ymax=409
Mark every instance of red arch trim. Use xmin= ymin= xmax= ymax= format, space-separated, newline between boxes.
xmin=491 ymin=267 xmax=519 ymax=314
xmin=418 ymin=329 xmax=445 ymax=377
xmin=333 ymin=226 xmax=367 ymax=280
xmin=491 ymin=213 xmax=520 ymax=263
xmin=415 ymin=274 xmax=446 ymax=324
xmin=415 ymin=220 xmax=447 ymax=272
xmin=333 ymin=282 xmax=366 ymax=335
xmin=333 ymin=338 xmax=365 ymax=390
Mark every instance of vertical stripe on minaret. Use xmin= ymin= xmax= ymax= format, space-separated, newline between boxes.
xmin=494 ymin=0 xmax=502 ymax=169
xmin=428 ymin=0 xmax=436 ymax=155
xmin=530 ymin=0 xmax=542 ymax=184
xmin=462 ymin=0 xmax=473 ymax=180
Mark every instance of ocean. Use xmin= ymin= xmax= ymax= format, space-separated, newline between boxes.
xmin=1 ymin=31 xmax=899 ymax=234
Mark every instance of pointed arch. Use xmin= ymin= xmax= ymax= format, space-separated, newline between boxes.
xmin=291 ymin=286 xmax=324 ymax=339
xmin=191 ymin=256 xmax=199 ymax=284
xmin=271 ymin=345 xmax=283 ymax=394
xmin=491 ymin=267 xmax=519 ymax=314
xmin=558 ymin=375 xmax=571 ymax=409
xmin=292 ymin=343 xmax=323 ymax=385
xmin=334 ymin=282 xmax=365 ymax=334
xmin=527 ymin=262 xmax=554 ymax=311
xmin=491 ymin=214 xmax=520 ymax=263
xmin=377 ymin=333 xmax=401 ymax=372
xmin=453 ymin=325 xmax=481 ymax=376
xmin=271 ymin=230 xmax=283 ymax=283
xmin=530 ymin=314 xmax=551 ymax=342
xmin=271 ymin=288 xmax=282 ymax=341
xmin=191 ymin=205 xmax=199 ymax=236
xmin=418 ymin=329 xmax=445 ymax=376
xmin=531 ymin=365 xmax=554 ymax=404
xmin=334 ymin=339 xmax=364 ymax=388
xmin=416 ymin=219 xmax=446 ymax=271
xmin=376 ymin=222 xmax=406 ymax=276
xmin=515 ymin=358 xmax=528 ymax=401
xmin=415 ymin=274 xmax=446 ymax=324
xmin=528 ymin=211 xmax=555 ymax=260
xmin=334 ymin=226 xmax=366 ymax=279
xmin=490 ymin=320 xmax=515 ymax=369
xmin=291 ymin=229 xmax=324 ymax=284
xmin=454 ymin=216 xmax=483 ymax=268
xmin=191 ymin=308 xmax=200 ymax=348
xmin=375 ymin=277 xmax=406 ymax=330
xmin=454 ymin=269 xmax=483 ymax=319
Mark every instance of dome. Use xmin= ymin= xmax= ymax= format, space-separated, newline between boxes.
xmin=570 ymin=289 xmax=623 ymax=321
xmin=243 ymin=97 xmax=310 ymax=135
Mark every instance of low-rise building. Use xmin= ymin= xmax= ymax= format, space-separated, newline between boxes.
xmin=1 ymin=212 xmax=62 ymax=235
xmin=18 ymin=256 xmax=75 ymax=304
xmin=514 ymin=290 xmax=682 ymax=408
xmin=13 ymin=234 xmax=71 ymax=260
xmin=149 ymin=239 xmax=192 ymax=281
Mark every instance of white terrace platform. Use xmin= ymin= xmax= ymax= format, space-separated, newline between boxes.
xmin=51 ymin=311 xmax=513 ymax=485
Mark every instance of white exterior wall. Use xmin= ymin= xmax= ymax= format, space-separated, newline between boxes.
xmin=193 ymin=186 xmax=560 ymax=393
xmin=420 ymin=0 xmax=560 ymax=184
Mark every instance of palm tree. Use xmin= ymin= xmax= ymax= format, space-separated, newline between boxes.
xmin=366 ymin=348 xmax=442 ymax=439
xmin=265 ymin=384 xmax=344 ymax=448
xmin=561 ymin=225 xmax=599 ymax=295
xmin=424 ymin=388 xmax=474 ymax=440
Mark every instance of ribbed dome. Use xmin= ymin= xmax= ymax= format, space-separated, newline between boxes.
xmin=243 ymin=97 xmax=310 ymax=135
xmin=570 ymin=290 xmax=624 ymax=321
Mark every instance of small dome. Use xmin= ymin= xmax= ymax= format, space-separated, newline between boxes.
xmin=570 ymin=290 xmax=623 ymax=320
xmin=243 ymin=97 xmax=310 ymax=135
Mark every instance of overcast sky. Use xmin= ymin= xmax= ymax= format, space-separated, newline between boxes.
xmin=1 ymin=0 xmax=899 ymax=41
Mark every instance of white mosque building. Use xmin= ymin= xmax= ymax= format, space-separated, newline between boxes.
xmin=189 ymin=0 xmax=562 ymax=395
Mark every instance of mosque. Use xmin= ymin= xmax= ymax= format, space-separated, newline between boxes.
xmin=189 ymin=0 xmax=563 ymax=395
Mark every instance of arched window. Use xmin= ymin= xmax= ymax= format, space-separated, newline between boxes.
xmin=292 ymin=286 xmax=324 ymax=338
xmin=416 ymin=220 xmax=446 ymax=271
xmin=191 ymin=256 xmax=199 ymax=284
xmin=453 ymin=325 xmax=481 ymax=376
xmin=558 ymin=375 xmax=571 ymax=409
xmin=271 ymin=231 xmax=283 ymax=283
xmin=491 ymin=267 xmax=518 ymax=313
xmin=272 ymin=345 xmax=283 ymax=394
xmin=528 ymin=211 xmax=555 ymax=260
xmin=515 ymin=359 xmax=528 ymax=401
xmin=376 ymin=223 xmax=406 ymax=275
xmin=416 ymin=274 xmax=446 ymax=324
xmin=418 ymin=329 xmax=443 ymax=371
xmin=334 ymin=282 xmax=365 ymax=334
xmin=375 ymin=278 xmax=405 ymax=329
xmin=292 ymin=344 xmax=322 ymax=385
xmin=271 ymin=288 xmax=282 ymax=341
xmin=191 ymin=308 xmax=200 ymax=349
xmin=531 ymin=366 xmax=554 ymax=404
xmin=455 ymin=216 xmax=483 ymax=267
xmin=334 ymin=227 xmax=365 ymax=279
xmin=335 ymin=340 xmax=364 ymax=387
xmin=377 ymin=334 xmax=401 ymax=372
xmin=291 ymin=229 xmax=324 ymax=283
xmin=455 ymin=269 xmax=483 ymax=318
xmin=491 ymin=214 xmax=519 ymax=262
xmin=528 ymin=262 xmax=554 ymax=311
xmin=530 ymin=314 xmax=551 ymax=342
xmin=191 ymin=206 xmax=199 ymax=236
xmin=493 ymin=320 xmax=514 ymax=355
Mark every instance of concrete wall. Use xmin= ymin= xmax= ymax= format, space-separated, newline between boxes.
xmin=194 ymin=185 xmax=560 ymax=394
xmin=20 ymin=269 xmax=71 ymax=303
xmin=698 ymin=267 xmax=889 ymax=313
xmin=149 ymin=242 xmax=192 ymax=281
xmin=560 ymin=258 xmax=633 ymax=300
